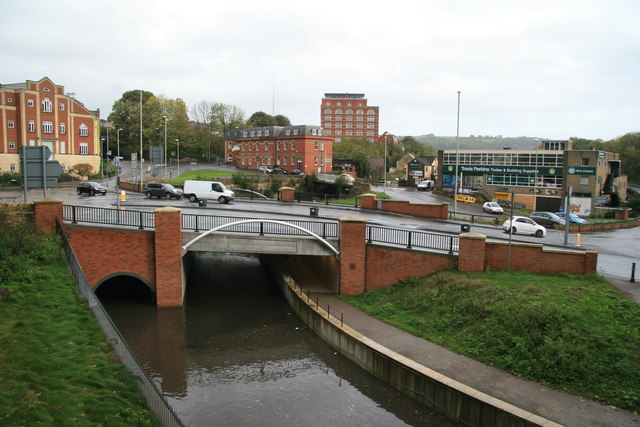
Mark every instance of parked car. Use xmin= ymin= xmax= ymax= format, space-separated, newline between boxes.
xmin=290 ymin=168 xmax=304 ymax=176
xmin=417 ymin=180 xmax=434 ymax=191
xmin=530 ymin=211 xmax=565 ymax=227
xmin=482 ymin=201 xmax=504 ymax=214
xmin=339 ymin=173 xmax=355 ymax=183
xmin=183 ymin=180 xmax=235 ymax=204
xmin=555 ymin=211 xmax=587 ymax=224
xmin=144 ymin=182 xmax=183 ymax=199
xmin=272 ymin=167 xmax=289 ymax=175
xmin=502 ymin=216 xmax=546 ymax=237
xmin=76 ymin=181 xmax=107 ymax=196
xmin=258 ymin=166 xmax=273 ymax=174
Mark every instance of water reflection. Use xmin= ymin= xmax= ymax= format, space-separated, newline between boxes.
xmin=101 ymin=252 xmax=454 ymax=426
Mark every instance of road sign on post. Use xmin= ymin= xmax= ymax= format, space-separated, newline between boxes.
xmin=20 ymin=146 xmax=63 ymax=200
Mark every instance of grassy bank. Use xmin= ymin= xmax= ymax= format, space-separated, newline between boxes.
xmin=0 ymin=223 xmax=159 ymax=426
xmin=338 ymin=270 xmax=640 ymax=412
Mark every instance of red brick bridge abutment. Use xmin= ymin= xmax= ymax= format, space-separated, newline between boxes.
xmin=35 ymin=199 xmax=598 ymax=308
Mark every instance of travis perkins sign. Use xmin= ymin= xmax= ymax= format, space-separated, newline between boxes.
xmin=444 ymin=165 xmax=595 ymax=175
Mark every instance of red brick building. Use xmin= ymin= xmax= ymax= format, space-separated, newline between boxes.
xmin=320 ymin=93 xmax=380 ymax=143
xmin=0 ymin=77 xmax=100 ymax=174
xmin=224 ymin=125 xmax=333 ymax=174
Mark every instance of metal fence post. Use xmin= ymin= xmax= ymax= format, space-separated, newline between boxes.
xmin=194 ymin=215 xmax=199 ymax=233
xmin=139 ymin=211 xmax=144 ymax=229
xmin=259 ymin=222 xmax=264 ymax=236
xmin=72 ymin=205 xmax=77 ymax=224
xmin=322 ymin=222 xmax=326 ymax=239
xmin=407 ymin=231 xmax=412 ymax=249
xmin=632 ymin=262 xmax=636 ymax=283
xmin=449 ymin=236 xmax=454 ymax=254
xmin=367 ymin=226 xmax=372 ymax=244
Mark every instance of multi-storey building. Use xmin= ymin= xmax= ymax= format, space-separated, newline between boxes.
xmin=320 ymin=93 xmax=379 ymax=143
xmin=224 ymin=125 xmax=333 ymax=174
xmin=436 ymin=140 xmax=627 ymax=215
xmin=0 ymin=77 xmax=101 ymax=175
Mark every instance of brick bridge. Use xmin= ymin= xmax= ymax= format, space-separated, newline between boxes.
xmin=34 ymin=199 xmax=598 ymax=308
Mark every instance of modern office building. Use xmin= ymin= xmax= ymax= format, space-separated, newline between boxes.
xmin=320 ymin=93 xmax=379 ymax=143
xmin=224 ymin=125 xmax=333 ymax=174
xmin=0 ymin=77 xmax=100 ymax=174
xmin=436 ymin=140 xmax=627 ymax=215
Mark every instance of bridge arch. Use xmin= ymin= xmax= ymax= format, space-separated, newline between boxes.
xmin=183 ymin=219 xmax=340 ymax=256
xmin=94 ymin=272 xmax=156 ymax=303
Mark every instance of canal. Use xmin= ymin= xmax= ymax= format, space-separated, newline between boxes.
xmin=99 ymin=252 xmax=455 ymax=426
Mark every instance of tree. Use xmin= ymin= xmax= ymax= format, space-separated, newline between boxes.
xmin=107 ymin=90 xmax=160 ymax=160
xmin=248 ymin=111 xmax=277 ymax=127
xmin=401 ymin=136 xmax=435 ymax=157
xmin=274 ymin=114 xmax=291 ymax=126
xmin=608 ymin=132 xmax=640 ymax=184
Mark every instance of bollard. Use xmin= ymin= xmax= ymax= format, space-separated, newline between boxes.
xmin=632 ymin=263 xmax=636 ymax=283
xmin=120 ymin=190 xmax=126 ymax=201
xmin=575 ymin=233 xmax=581 ymax=246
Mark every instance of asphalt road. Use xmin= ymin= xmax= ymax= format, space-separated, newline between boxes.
xmin=3 ymin=171 xmax=638 ymax=282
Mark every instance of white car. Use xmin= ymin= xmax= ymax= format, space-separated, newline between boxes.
xmin=258 ymin=166 xmax=273 ymax=174
xmin=502 ymin=216 xmax=546 ymax=237
xmin=416 ymin=180 xmax=434 ymax=191
xmin=482 ymin=201 xmax=503 ymax=214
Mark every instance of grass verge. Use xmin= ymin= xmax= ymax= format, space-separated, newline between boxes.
xmin=337 ymin=270 xmax=640 ymax=412
xmin=0 ymin=223 xmax=159 ymax=426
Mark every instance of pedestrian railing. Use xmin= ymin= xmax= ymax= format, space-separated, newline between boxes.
xmin=182 ymin=213 xmax=338 ymax=238
xmin=63 ymin=205 xmax=155 ymax=229
xmin=58 ymin=222 xmax=184 ymax=427
xmin=366 ymin=225 xmax=459 ymax=254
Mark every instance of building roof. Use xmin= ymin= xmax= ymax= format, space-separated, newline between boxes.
xmin=225 ymin=125 xmax=325 ymax=139
xmin=323 ymin=93 xmax=365 ymax=99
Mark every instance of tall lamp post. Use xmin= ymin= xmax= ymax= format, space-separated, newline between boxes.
xmin=175 ymin=138 xmax=180 ymax=177
xmin=116 ymin=128 xmax=123 ymax=159
xmin=163 ymin=116 xmax=169 ymax=178
xmin=383 ymin=134 xmax=387 ymax=187
xmin=454 ymin=91 xmax=461 ymax=214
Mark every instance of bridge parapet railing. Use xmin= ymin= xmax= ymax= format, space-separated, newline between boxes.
xmin=182 ymin=213 xmax=339 ymax=238
xmin=366 ymin=225 xmax=459 ymax=254
xmin=63 ymin=205 xmax=155 ymax=229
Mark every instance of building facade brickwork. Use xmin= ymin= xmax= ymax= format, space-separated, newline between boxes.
xmin=0 ymin=77 xmax=101 ymax=175
xmin=321 ymin=93 xmax=379 ymax=143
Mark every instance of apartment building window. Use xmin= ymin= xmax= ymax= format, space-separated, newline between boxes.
xmin=314 ymin=156 xmax=318 ymax=166
xmin=356 ymin=116 xmax=363 ymax=121
xmin=346 ymin=123 xmax=352 ymax=128
xmin=346 ymin=116 xmax=353 ymax=121
xmin=325 ymin=122 xmax=332 ymax=128
xmin=336 ymin=138 xmax=342 ymax=142
xmin=80 ymin=143 xmax=88 ymax=155
xmin=42 ymin=98 xmax=53 ymax=113
xmin=356 ymin=124 xmax=363 ymax=128
xmin=324 ymin=108 xmax=332 ymax=114
xmin=325 ymin=130 xmax=332 ymax=136
xmin=264 ymin=142 xmax=268 ymax=151
xmin=250 ymin=131 xmax=255 ymax=137
xmin=346 ymin=130 xmax=353 ymax=136
xmin=335 ymin=115 xmax=342 ymax=121
xmin=293 ymin=129 xmax=299 ymax=135
xmin=581 ymin=158 xmax=590 ymax=166
xmin=10 ymin=163 xmax=16 ymax=172
xmin=285 ymin=130 xmax=291 ymax=135
xmin=335 ymin=123 xmax=342 ymax=128
xmin=265 ymin=130 xmax=270 ymax=136
xmin=283 ymin=141 xmax=288 ymax=150
xmin=335 ymin=109 xmax=343 ymax=114
xmin=7 ymin=97 xmax=12 ymax=103
xmin=336 ymin=130 xmax=342 ymax=136
xmin=242 ymin=131 xmax=248 ymax=137
xmin=324 ymin=115 xmax=332 ymax=121
xmin=367 ymin=131 xmax=374 ymax=136
xmin=356 ymin=109 xmax=364 ymax=114
xmin=356 ymin=131 xmax=363 ymax=136
xmin=367 ymin=124 xmax=375 ymax=129
xmin=580 ymin=176 xmax=589 ymax=185
xmin=59 ymin=103 xmax=65 ymax=111
xmin=290 ymin=142 xmax=295 ymax=151
xmin=291 ymin=155 xmax=295 ymax=165
xmin=60 ymin=141 xmax=66 ymax=154
xmin=367 ymin=116 xmax=375 ymax=122
xmin=367 ymin=109 xmax=375 ymax=115
xmin=315 ymin=141 xmax=319 ymax=150
xmin=79 ymin=123 xmax=88 ymax=136
xmin=8 ymin=120 xmax=14 ymax=128
xmin=29 ymin=140 xmax=36 ymax=146
xmin=276 ymin=141 xmax=280 ymax=150
xmin=60 ymin=122 xmax=66 ymax=134
xmin=248 ymin=143 xmax=252 ymax=151
xmin=283 ymin=156 xmax=287 ymax=166
xmin=42 ymin=121 xmax=53 ymax=133
xmin=27 ymin=99 xmax=34 ymax=107
xmin=44 ymin=87 xmax=50 ymax=92
xmin=9 ymin=142 xmax=16 ymax=150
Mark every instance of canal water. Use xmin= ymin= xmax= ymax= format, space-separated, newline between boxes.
xmin=99 ymin=252 xmax=455 ymax=426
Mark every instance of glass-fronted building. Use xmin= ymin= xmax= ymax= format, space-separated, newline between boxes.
xmin=436 ymin=140 xmax=627 ymax=215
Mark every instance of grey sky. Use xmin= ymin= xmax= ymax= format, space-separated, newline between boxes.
xmin=3 ymin=0 xmax=639 ymax=141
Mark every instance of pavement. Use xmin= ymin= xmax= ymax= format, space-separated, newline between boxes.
xmin=2 ymin=181 xmax=639 ymax=426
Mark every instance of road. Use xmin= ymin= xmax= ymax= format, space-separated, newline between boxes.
xmin=3 ymin=174 xmax=637 ymax=281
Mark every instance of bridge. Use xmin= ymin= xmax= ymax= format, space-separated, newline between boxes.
xmin=34 ymin=199 xmax=598 ymax=308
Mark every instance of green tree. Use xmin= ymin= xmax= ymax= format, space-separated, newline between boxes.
xmin=608 ymin=132 xmax=640 ymax=184
xmin=248 ymin=111 xmax=276 ymax=127
xmin=401 ymin=136 xmax=435 ymax=157
xmin=274 ymin=114 xmax=291 ymax=126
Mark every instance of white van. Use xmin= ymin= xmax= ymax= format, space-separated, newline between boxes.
xmin=183 ymin=180 xmax=235 ymax=204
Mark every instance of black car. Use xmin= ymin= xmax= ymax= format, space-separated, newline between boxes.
xmin=144 ymin=182 xmax=183 ymax=199
xmin=77 ymin=181 xmax=107 ymax=196
xmin=272 ymin=167 xmax=289 ymax=175
xmin=289 ymin=169 xmax=304 ymax=176
xmin=529 ymin=211 xmax=565 ymax=227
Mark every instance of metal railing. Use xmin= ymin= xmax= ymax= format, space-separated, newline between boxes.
xmin=59 ymin=223 xmax=183 ymax=427
xmin=63 ymin=205 xmax=155 ymax=229
xmin=367 ymin=225 xmax=459 ymax=254
xmin=182 ymin=213 xmax=339 ymax=238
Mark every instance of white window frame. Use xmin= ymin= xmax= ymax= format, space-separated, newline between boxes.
xmin=42 ymin=98 xmax=53 ymax=113
xmin=42 ymin=121 xmax=53 ymax=133
xmin=27 ymin=99 xmax=34 ymax=107
xmin=60 ymin=140 xmax=66 ymax=154
xmin=60 ymin=122 xmax=66 ymax=134
xmin=9 ymin=141 xmax=16 ymax=150
xmin=59 ymin=102 xmax=65 ymax=111
xmin=28 ymin=120 xmax=35 ymax=132
xmin=79 ymin=123 xmax=88 ymax=136
xmin=80 ymin=143 xmax=89 ymax=155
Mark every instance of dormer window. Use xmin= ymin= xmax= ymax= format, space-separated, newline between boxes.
xmin=293 ymin=129 xmax=298 ymax=135
xmin=243 ymin=131 xmax=248 ymax=137
xmin=265 ymin=130 xmax=270 ymax=136
xmin=285 ymin=130 xmax=291 ymax=135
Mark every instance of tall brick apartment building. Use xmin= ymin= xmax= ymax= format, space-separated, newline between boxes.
xmin=0 ymin=77 xmax=100 ymax=175
xmin=320 ymin=93 xmax=379 ymax=143
xmin=224 ymin=125 xmax=333 ymax=174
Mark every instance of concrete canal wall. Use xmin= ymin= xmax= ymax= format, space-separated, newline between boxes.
xmin=262 ymin=255 xmax=561 ymax=427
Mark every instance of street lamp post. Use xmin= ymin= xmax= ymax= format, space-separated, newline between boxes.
xmin=383 ymin=134 xmax=387 ymax=187
xmin=454 ymin=91 xmax=461 ymax=214
xmin=117 ymin=128 xmax=123 ymax=159
xmin=163 ymin=116 xmax=169 ymax=178
xmin=175 ymin=138 xmax=180 ymax=177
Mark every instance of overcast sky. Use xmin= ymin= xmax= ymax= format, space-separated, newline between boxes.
xmin=3 ymin=0 xmax=639 ymax=141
